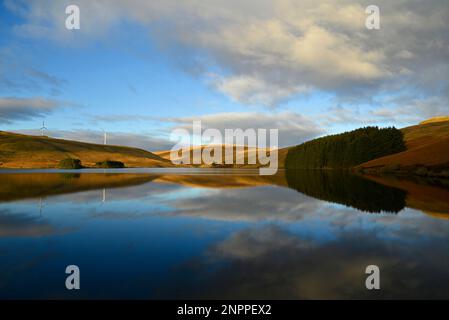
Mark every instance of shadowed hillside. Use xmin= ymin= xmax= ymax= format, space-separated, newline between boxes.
xmin=0 ymin=131 xmax=172 ymax=168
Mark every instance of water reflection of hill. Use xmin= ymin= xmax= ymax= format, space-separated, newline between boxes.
xmin=285 ymin=169 xmax=406 ymax=213
xmin=0 ymin=171 xmax=287 ymax=202
xmin=153 ymin=171 xmax=287 ymax=188
xmin=364 ymin=174 xmax=449 ymax=218
xmin=0 ymin=173 xmax=158 ymax=202
xmin=1 ymin=170 xmax=449 ymax=219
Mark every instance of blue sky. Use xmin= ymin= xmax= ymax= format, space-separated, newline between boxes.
xmin=1 ymin=0 xmax=448 ymax=150
xmin=0 ymin=6 xmax=240 ymax=131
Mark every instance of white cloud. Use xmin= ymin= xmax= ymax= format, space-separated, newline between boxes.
xmin=11 ymin=110 xmax=321 ymax=149
xmin=321 ymin=96 xmax=449 ymax=127
xmin=6 ymin=0 xmax=449 ymax=111
xmin=0 ymin=97 xmax=70 ymax=123
xmin=164 ymin=111 xmax=322 ymax=147
xmin=211 ymin=74 xmax=308 ymax=107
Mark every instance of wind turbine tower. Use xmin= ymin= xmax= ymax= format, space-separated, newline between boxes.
xmin=102 ymin=129 xmax=107 ymax=145
xmin=38 ymin=197 xmax=46 ymax=216
xmin=40 ymin=121 xmax=48 ymax=136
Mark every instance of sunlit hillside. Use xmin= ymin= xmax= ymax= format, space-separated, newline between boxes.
xmin=359 ymin=119 xmax=449 ymax=174
xmin=155 ymin=145 xmax=289 ymax=169
xmin=0 ymin=131 xmax=172 ymax=168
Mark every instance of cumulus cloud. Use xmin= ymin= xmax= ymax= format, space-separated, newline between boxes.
xmin=322 ymin=96 xmax=449 ymax=126
xmin=6 ymin=0 xmax=449 ymax=110
xmin=210 ymin=74 xmax=309 ymax=107
xmin=164 ymin=111 xmax=322 ymax=147
xmin=0 ymin=97 xmax=71 ymax=124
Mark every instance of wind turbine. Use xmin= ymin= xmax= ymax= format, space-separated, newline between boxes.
xmin=101 ymin=128 xmax=107 ymax=145
xmin=40 ymin=121 xmax=48 ymax=136
xmin=38 ymin=197 xmax=46 ymax=216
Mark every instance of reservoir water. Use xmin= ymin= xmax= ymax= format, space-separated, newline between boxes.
xmin=0 ymin=169 xmax=448 ymax=299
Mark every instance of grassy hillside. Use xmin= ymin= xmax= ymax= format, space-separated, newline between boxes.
xmin=420 ymin=116 xmax=449 ymax=125
xmin=0 ymin=131 xmax=172 ymax=168
xmin=358 ymin=120 xmax=449 ymax=176
xmin=2 ymin=117 xmax=447 ymax=172
xmin=155 ymin=145 xmax=289 ymax=169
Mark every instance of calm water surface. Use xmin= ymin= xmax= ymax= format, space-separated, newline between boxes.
xmin=0 ymin=169 xmax=449 ymax=299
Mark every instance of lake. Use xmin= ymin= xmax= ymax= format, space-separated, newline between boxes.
xmin=1 ymin=169 xmax=449 ymax=299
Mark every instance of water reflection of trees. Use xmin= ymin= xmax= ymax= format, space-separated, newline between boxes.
xmin=285 ymin=169 xmax=406 ymax=213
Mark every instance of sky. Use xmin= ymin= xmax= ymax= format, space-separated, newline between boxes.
xmin=0 ymin=0 xmax=448 ymax=151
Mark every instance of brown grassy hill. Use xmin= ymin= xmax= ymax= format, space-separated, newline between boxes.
xmin=155 ymin=145 xmax=289 ymax=169
xmin=0 ymin=131 xmax=172 ymax=168
xmin=420 ymin=116 xmax=449 ymax=125
xmin=358 ymin=119 xmax=449 ymax=174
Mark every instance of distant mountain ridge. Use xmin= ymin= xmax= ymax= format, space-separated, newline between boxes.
xmin=155 ymin=145 xmax=289 ymax=169
xmin=1 ymin=117 xmax=448 ymax=174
